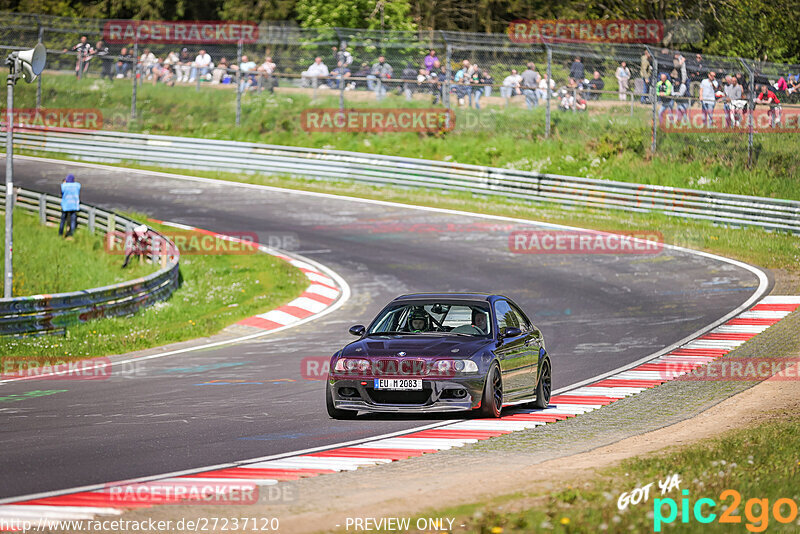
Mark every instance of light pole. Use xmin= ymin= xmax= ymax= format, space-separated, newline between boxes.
xmin=4 ymin=43 xmax=46 ymax=298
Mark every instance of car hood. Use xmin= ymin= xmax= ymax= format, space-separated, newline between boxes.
xmin=342 ymin=336 xmax=493 ymax=359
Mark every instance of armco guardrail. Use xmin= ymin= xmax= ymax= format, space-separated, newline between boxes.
xmin=0 ymin=184 xmax=180 ymax=335
xmin=3 ymin=127 xmax=800 ymax=234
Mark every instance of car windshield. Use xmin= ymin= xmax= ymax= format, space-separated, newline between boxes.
xmin=368 ymin=301 xmax=491 ymax=337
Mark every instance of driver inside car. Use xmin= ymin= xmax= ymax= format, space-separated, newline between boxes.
xmin=407 ymin=309 xmax=430 ymax=332
xmin=471 ymin=309 xmax=488 ymax=334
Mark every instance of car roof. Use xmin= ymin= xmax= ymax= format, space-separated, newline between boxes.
xmin=392 ymin=292 xmax=508 ymax=303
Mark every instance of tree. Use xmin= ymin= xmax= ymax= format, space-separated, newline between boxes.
xmin=296 ymin=0 xmax=415 ymax=30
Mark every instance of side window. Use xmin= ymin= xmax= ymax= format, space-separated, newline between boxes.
xmin=510 ymin=303 xmax=531 ymax=333
xmin=494 ymin=300 xmax=518 ymax=333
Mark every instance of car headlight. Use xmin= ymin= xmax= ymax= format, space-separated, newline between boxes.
xmin=432 ymin=359 xmax=478 ymax=375
xmin=334 ymin=358 xmax=370 ymax=374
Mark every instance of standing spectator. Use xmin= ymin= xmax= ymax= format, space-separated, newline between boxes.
xmin=469 ymin=64 xmax=483 ymax=108
xmin=569 ymin=57 xmax=584 ymax=85
xmin=587 ymin=70 xmax=604 ymax=100
xmin=257 ymin=56 xmax=277 ymax=92
xmin=723 ymin=75 xmax=743 ymax=127
xmin=673 ymin=53 xmax=688 ymax=84
xmin=301 ymin=56 xmax=329 ymax=87
xmin=66 ymin=36 xmax=92 ymax=77
xmin=92 ymin=40 xmax=114 ymax=80
xmin=521 ymin=62 xmax=541 ymax=109
xmin=190 ymin=49 xmax=212 ymax=82
xmin=453 ymin=60 xmax=472 ymax=107
xmin=673 ymin=76 xmax=689 ymax=125
xmin=615 ymin=61 xmax=631 ymax=101
xmin=423 ymin=49 xmax=437 ymax=71
xmin=59 ymin=174 xmax=81 ymax=238
xmin=735 ymin=72 xmax=749 ymax=95
xmin=756 ymin=84 xmax=782 ymax=127
xmin=115 ymin=47 xmax=132 ymax=78
xmin=211 ymin=57 xmax=229 ymax=84
xmin=177 ymin=48 xmax=192 ymax=83
xmin=481 ymin=69 xmax=494 ymax=99
xmin=689 ymin=54 xmax=705 ymax=97
xmin=656 ymin=73 xmax=674 ymax=123
xmin=401 ymin=63 xmax=417 ymax=100
xmin=139 ymin=48 xmax=157 ymax=80
xmin=428 ymin=60 xmax=445 ymax=104
xmin=501 ymin=69 xmax=522 ymax=99
xmin=700 ymin=71 xmax=717 ymax=127
xmin=367 ymin=56 xmax=393 ymax=99
xmin=640 ymin=50 xmax=652 ymax=103
xmin=331 ymin=46 xmax=352 ymax=68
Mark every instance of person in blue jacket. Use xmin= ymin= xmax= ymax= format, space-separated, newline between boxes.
xmin=59 ymin=174 xmax=81 ymax=238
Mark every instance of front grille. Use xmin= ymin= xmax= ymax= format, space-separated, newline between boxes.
xmin=366 ymin=388 xmax=431 ymax=405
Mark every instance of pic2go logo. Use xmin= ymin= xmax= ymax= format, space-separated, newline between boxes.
xmin=654 ymin=489 xmax=799 ymax=532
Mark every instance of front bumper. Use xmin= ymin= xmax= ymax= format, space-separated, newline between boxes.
xmin=329 ymin=375 xmax=485 ymax=413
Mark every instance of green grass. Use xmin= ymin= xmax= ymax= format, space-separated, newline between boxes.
xmin=423 ymin=410 xmax=800 ymax=533
xmin=0 ymin=210 xmax=154 ymax=296
xmin=10 ymin=73 xmax=800 ymax=201
xmin=0 ymin=215 xmax=307 ymax=360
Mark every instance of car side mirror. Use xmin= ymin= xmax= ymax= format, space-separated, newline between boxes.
xmin=501 ymin=326 xmax=522 ymax=338
xmin=349 ymin=324 xmax=366 ymax=337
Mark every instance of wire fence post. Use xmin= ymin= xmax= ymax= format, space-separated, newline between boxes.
xmin=649 ymin=48 xmax=658 ymax=154
xmin=545 ymin=45 xmax=551 ymax=138
xmin=36 ymin=20 xmax=43 ymax=110
xmin=739 ymin=57 xmax=755 ymax=167
xmin=445 ymin=43 xmax=452 ymax=111
xmin=235 ymin=40 xmax=242 ymax=127
xmin=131 ymin=41 xmax=138 ymax=120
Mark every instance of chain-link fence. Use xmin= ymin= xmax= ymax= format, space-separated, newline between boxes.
xmin=2 ymin=11 xmax=799 ymax=167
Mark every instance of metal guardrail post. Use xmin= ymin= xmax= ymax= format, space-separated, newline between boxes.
xmin=88 ymin=206 xmax=95 ymax=233
xmin=38 ymin=193 xmax=46 ymax=224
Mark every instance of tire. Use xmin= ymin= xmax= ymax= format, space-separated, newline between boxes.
xmin=533 ymin=358 xmax=552 ymax=409
xmin=326 ymin=381 xmax=358 ymax=420
xmin=477 ymin=364 xmax=503 ymax=418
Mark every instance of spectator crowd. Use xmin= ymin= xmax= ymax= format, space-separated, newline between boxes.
xmin=63 ymin=35 xmax=800 ymax=120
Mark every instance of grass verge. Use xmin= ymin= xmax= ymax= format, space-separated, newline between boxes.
xmin=422 ymin=407 xmax=800 ymax=533
xmin=0 ymin=209 xmax=154 ymax=296
xmin=11 ymin=73 xmax=800 ymax=200
xmin=0 ymin=215 xmax=307 ymax=360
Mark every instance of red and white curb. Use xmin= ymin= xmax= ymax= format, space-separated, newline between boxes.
xmin=1 ymin=295 xmax=797 ymax=526
xmin=149 ymin=220 xmax=344 ymax=333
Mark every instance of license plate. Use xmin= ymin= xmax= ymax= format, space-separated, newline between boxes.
xmin=373 ymin=379 xmax=422 ymax=390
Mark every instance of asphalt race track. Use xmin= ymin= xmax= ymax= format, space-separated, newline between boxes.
xmin=0 ymin=157 xmax=768 ymax=499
